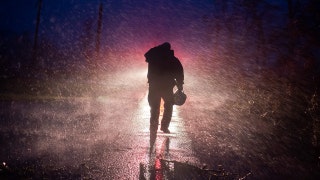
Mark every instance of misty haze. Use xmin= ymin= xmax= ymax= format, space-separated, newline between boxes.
xmin=0 ymin=0 xmax=319 ymax=179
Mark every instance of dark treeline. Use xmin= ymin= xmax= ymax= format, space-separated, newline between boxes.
xmin=203 ymin=0 xmax=319 ymax=77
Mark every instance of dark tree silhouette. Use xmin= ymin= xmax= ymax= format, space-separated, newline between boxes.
xmin=33 ymin=0 xmax=43 ymax=67
xmin=95 ymin=2 xmax=103 ymax=59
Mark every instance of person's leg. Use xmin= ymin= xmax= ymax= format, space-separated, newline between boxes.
xmin=148 ymin=86 xmax=161 ymax=132
xmin=160 ymin=87 xmax=174 ymax=132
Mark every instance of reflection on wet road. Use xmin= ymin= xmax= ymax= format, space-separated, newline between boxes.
xmin=135 ymin=92 xmax=200 ymax=179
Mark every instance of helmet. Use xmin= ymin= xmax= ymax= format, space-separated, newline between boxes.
xmin=173 ymin=90 xmax=187 ymax=106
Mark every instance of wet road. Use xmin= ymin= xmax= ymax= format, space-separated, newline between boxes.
xmin=1 ymin=62 xmax=319 ymax=179
xmin=0 ymin=66 xmax=202 ymax=179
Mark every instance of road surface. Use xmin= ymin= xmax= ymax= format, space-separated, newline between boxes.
xmin=0 ymin=62 xmax=319 ymax=179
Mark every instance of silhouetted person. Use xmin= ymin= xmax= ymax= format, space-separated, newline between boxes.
xmin=145 ymin=42 xmax=184 ymax=134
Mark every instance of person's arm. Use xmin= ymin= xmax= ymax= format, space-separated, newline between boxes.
xmin=174 ymin=58 xmax=184 ymax=91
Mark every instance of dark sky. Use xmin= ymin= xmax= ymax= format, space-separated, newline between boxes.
xmin=0 ymin=1 xmax=212 ymax=36
xmin=0 ymin=0 xmax=216 ymax=56
xmin=0 ymin=1 xmax=100 ymax=32
xmin=0 ymin=0 xmax=288 ymax=61
xmin=0 ymin=0 xmax=35 ymax=32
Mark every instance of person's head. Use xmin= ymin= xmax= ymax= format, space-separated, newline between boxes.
xmin=159 ymin=42 xmax=171 ymax=50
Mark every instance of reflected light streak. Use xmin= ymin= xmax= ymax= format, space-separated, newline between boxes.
xmin=155 ymin=157 xmax=163 ymax=180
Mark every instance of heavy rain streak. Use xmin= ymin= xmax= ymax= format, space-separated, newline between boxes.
xmin=0 ymin=0 xmax=319 ymax=179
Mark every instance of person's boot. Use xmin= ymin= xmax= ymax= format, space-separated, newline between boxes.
xmin=160 ymin=127 xmax=170 ymax=133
